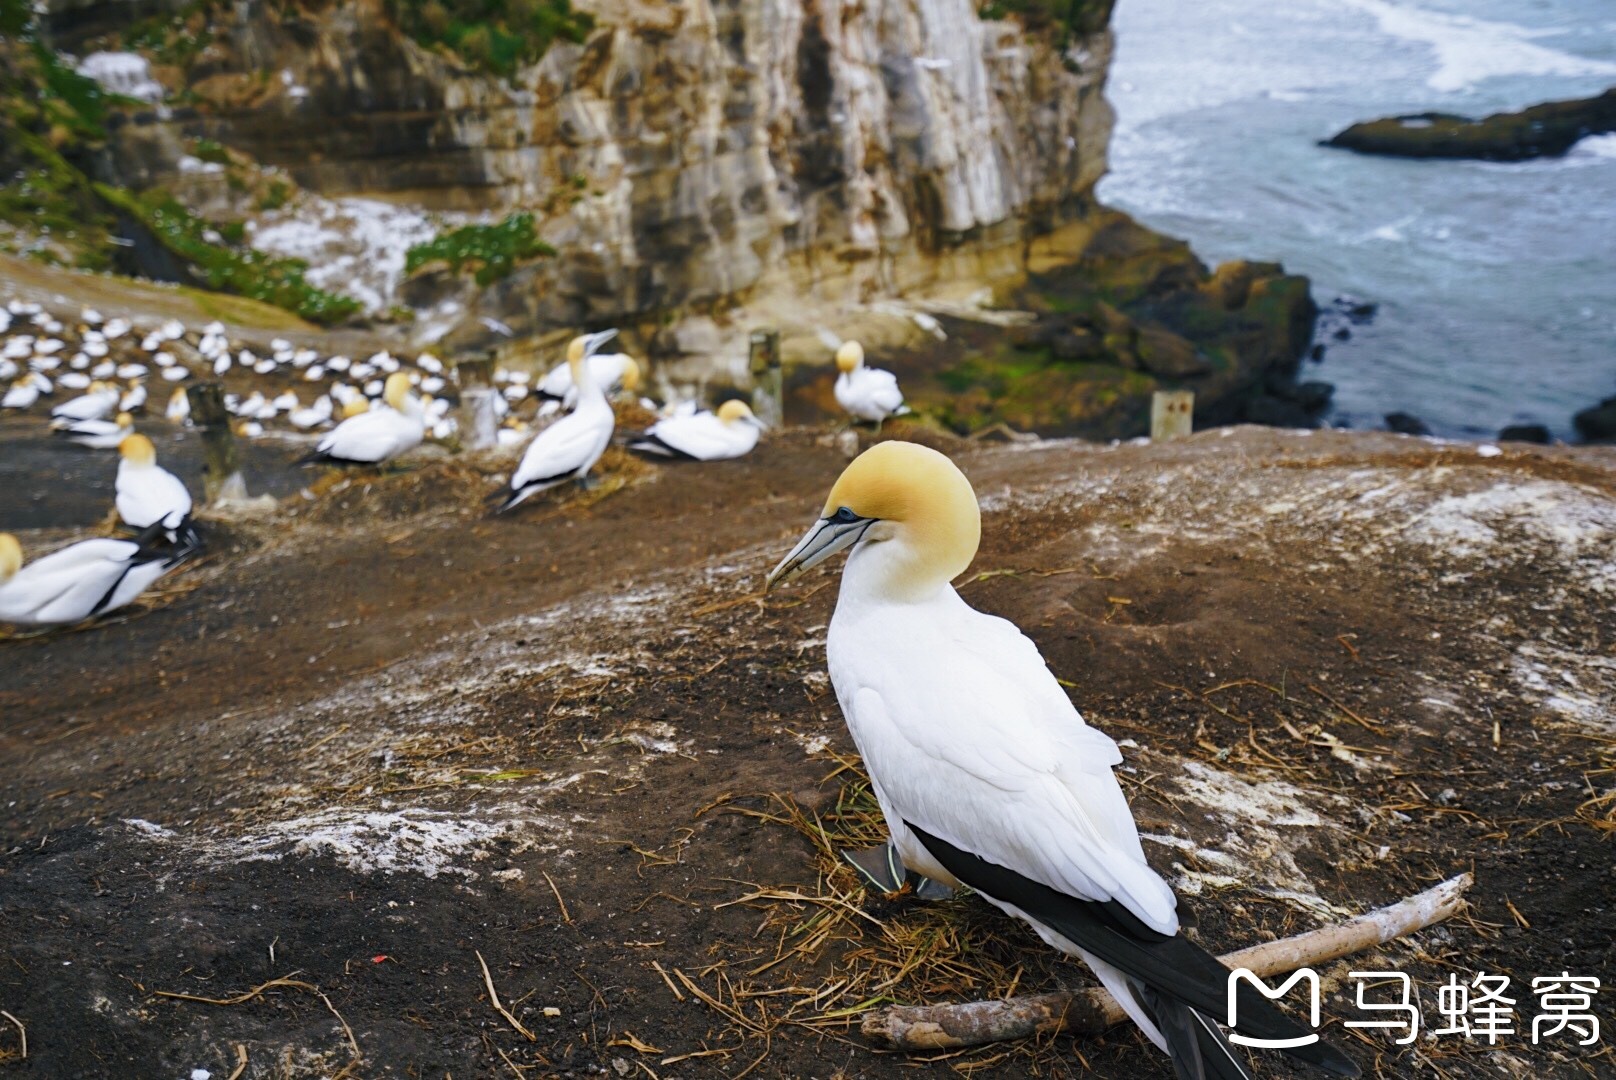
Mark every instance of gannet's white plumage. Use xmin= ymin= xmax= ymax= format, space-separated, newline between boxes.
xmin=0 ymin=531 xmax=175 ymax=626
xmin=627 ymin=399 xmax=762 ymax=461
xmin=51 ymin=381 xmax=119 ymax=422
xmin=832 ymin=341 xmax=906 ymax=425
xmin=299 ymin=373 xmax=423 ymax=466
xmin=496 ymin=332 xmax=618 ymax=512
xmin=537 ymin=350 xmax=641 ymax=405
xmin=116 ymin=434 xmax=193 ymax=532
xmin=55 ymin=411 xmax=134 ymax=449
xmin=765 ymin=442 xmax=1359 ymax=1080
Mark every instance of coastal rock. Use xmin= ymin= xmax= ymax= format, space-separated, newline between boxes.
xmin=1325 ymin=88 xmax=1616 ymax=162
xmin=1573 ymin=396 xmax=1616 ymax=444
xmin=1385 ymin=412 xmax=1431 ymax=437
xmin=1498 ymin=424 xmax=1551 ymax=445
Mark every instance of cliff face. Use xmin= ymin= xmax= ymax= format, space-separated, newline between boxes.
xmin=102 ymin=0 xmax=1115 ymax=330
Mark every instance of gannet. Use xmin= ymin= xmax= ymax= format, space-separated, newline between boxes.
xmin=298 ymin=372 xmax=423 ymax=467
xmin=55 ymin=411 xmax=134 ymax=449
xmin=166 ymin=386 xmax=190 ymax=424
xmin=627 ymin=399 xmax=763 ymax=461
xmin=2 ymin=374 xmax=49 ymax=409
xmin=537 ymin=349 xmax=641 ymax=405
xmin=765 ymin=442 xmax=1360 ymax=1080
xmin=0 ymin=526 xmax=190 ymax=626
xmin=120 ymin=381 xmax=147 ymax=413
xmin=116 ymin=434 xmax=196 ymax=544
xmin=833 ymin=341 xmax=907 ymax=427
xmin=495 ymin=331 xmax=618 ymax=513
xmin=51 ymin=381 xmax=119 ymax=421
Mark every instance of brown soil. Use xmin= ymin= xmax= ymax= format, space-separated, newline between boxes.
xmin=2 ymin=426 xmax=1614 ymax=1079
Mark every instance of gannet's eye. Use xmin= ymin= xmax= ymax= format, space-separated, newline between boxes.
xmin=830 ymin=506 xmax=860 ymax=524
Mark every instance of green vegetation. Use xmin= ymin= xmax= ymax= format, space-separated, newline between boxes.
xmin=193 ymin=138 xmax=230 ymax=165
xmin=978 ymin=0 xmax=1115 ymax=40
xmin=0 ymin=0 xmax=117 ymax=265
xmin=386 ymin=0 xmax=592 ymax=79
xmin=405 ymin=212 xmax=555 ymax=285
xmin=121 ymin=1 xmax=217 ymax=69
xmin=94 ymin=185 xmax=360 ymax=324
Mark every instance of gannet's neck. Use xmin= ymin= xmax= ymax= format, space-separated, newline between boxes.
xmin=838 ymin=533 xmax=965 ymax=608
xmin=571 ymin=356 xmax=609 ymax=412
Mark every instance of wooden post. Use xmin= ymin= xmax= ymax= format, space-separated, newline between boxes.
xmin=1150 ymin=389 xmax=1194 ymax=441
xmin=749 ymin=329 xmax=782 ymax=429
xmin=188 ymin=382 xmax=247 ymax=504
xmin=455 ymin=355 xmax=499 ymax=451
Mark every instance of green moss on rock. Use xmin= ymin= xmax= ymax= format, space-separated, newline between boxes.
xmin=405 ymin=212 xmax=556 ymax=285
xmin=386 ymin=0 xmax=592 ymax=79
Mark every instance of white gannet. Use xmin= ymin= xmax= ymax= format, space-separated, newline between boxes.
xmin=495 ymin=330 xmax=619 ymax=513
xmin=289 ymin=395 xmax=333 ymax=429
xmin=51 ymin=381 xmax=120 ymax=422
xmin=298 ymin=372 xmax=423 ymax=467
xmin=55 ymin=411 xmax=134 ymax=449
xmin=765 ymin=442 xmax=1360 ymax=1080
xmin=3 ymin=374 xmax=49 ymax=409
xmin=536 ymin=349 xmax=642 ymax=406
xmin=0 ymin=528 xmax=186 ymax=626
xmin=833 ymin=340 xmax=907 ymax=427
xmin=120 ymin=381 xmax=147 ymax=413
xmin=166 ymin=386 xmax=190 ymax=424
xmin=627 ymin=399 xmax=763 ymax=461
xmin=116 ymin=434 xmax=195 ymax=541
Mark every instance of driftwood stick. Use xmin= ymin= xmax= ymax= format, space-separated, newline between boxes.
xmin=862 ymin=872 xmax=1472 ymax=1051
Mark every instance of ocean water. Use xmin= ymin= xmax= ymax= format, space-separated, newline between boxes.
xmin=1100 ymin=0 xmax=1616 ymax=439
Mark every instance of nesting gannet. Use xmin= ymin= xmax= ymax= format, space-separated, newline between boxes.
xmin=0 ymin=527 xmax=188 ymax=626
xmin=120 ymin=381 xmax=147 ymax=413
xmin=537 ymin=349 xmax=642 ymax=406
xmin=628 ymin=399 xmax=763 ymax=461
xmin=55 ymin=411 xmax=134 ymax=449
xmin=166 ymin=386 xmax=190 ymax=424
xmin=298 ymin=372 xmax=423 ymax=467
xmin=52 ymin=381 xmax=120 ymax=422
xmin=3 ymin=374 xmax=49 ymax=409
xmin=765 ymin=442 xmax=1360 ymax=1080
xmin=495 ymin=331 xmax=618 ymax=513
xmin=116 ymin=434 xmax=196 ymax=544
xmin=288 ymin=395 xmax=333 ymax=429
xmin=833 ymin=341 xmax=907 ymax=427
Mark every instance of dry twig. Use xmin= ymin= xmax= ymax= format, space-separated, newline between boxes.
xmin=862 ymin=873 xmax=1472 ymax=1050
xmin=476 ymin=950 xmax=537 ymax=1041
xmin=152 ymin=976 xmax=360 ymax=1075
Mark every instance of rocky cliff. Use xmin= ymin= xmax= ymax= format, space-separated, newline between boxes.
xmin=10 ymin=0 xmax=1319 ymax=434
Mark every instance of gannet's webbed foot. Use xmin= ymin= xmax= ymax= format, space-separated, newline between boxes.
xmin=576 ymin=472 xmax=599 ymax=491
xmin=843 ymin=841 xmax=954 ymax=901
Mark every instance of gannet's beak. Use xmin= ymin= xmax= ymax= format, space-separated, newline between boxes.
xmin=582 ymin=329 xmax=619 ymax=357
xmin=766 ymin=511 xmax=874 ymax=591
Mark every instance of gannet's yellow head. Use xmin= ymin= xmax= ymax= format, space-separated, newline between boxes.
xmin=619 ymin=356 xmax=642 ymax=393
xmin=342 ymin=398 xmax=370 ymax=419
xmin=0 ymin=533 xmax=21 ymax=583
xmin=114 ymin=412 xmax=134 ymax=428
xmin=383 ymin=372 xmax=411 ymax=411
xmin=766 ymin=441 xmax=979 ymax=597
xmin=169 ymin=387 xmax=187 ymax=406
xmin=119 ymin=432 xmax=156 ymax=466
xmin=835 ymin=341 xmax=864 ymax=374
xmin=566 ymin=329 xmax=621 ymax=384
xmin=717 ymin=399 xmax=754 ymax=424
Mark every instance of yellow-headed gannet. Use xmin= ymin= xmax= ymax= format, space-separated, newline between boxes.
xmin=0 ymin=526 xmax=191 ymax=626
xmin=51 ymin=380 xmax=120 ymax=422
xmin=495 ymin=331 xmax=618 ymax=513
xmin=537 ymin=344 xmax=642 ymax=405
xmin=627 ymin=399 xmax=763 ymax=461
xmin=116 ymin=434 xmax=196 ymax=544
xmin=297 ymin=372 xmax=423 ymax=467
xmin=2 ymin=373 xmax=49 ymax=409
xmin=165 ymin=386 xmax=190 ymax=424
xmin=833 ymin=341 xmax=906 ymax=427
xmin=55 ymin=411 xmax=134 ymax=449
xmin=765 ymin=441 xmax=1359 ymax=1080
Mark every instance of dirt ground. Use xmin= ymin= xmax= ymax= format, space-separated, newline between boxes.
xmin=2 ymin=423 xmax=1615 ymax=1080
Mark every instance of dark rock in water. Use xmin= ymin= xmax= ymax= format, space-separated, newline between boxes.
xmin=1290 ymin=381 xmax=1335 ymax=413
xmin=1332 ymin=326 xmax=1352 ymax=342
xmin=1310 ymin=343 xmax=1326 ymax=362
xmin=1573 ymin=396 xmax=1616 ymax=443
xmin=1498 ymin=424 xmax=1551 ymax=445
xmin=1244 ymin=395 xmax=1320 ymax=430
xmin=1325 ymin=88 xmax=1616 ymax=161
xmin=1385 ymin=412 xmax=1431 ymax=436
